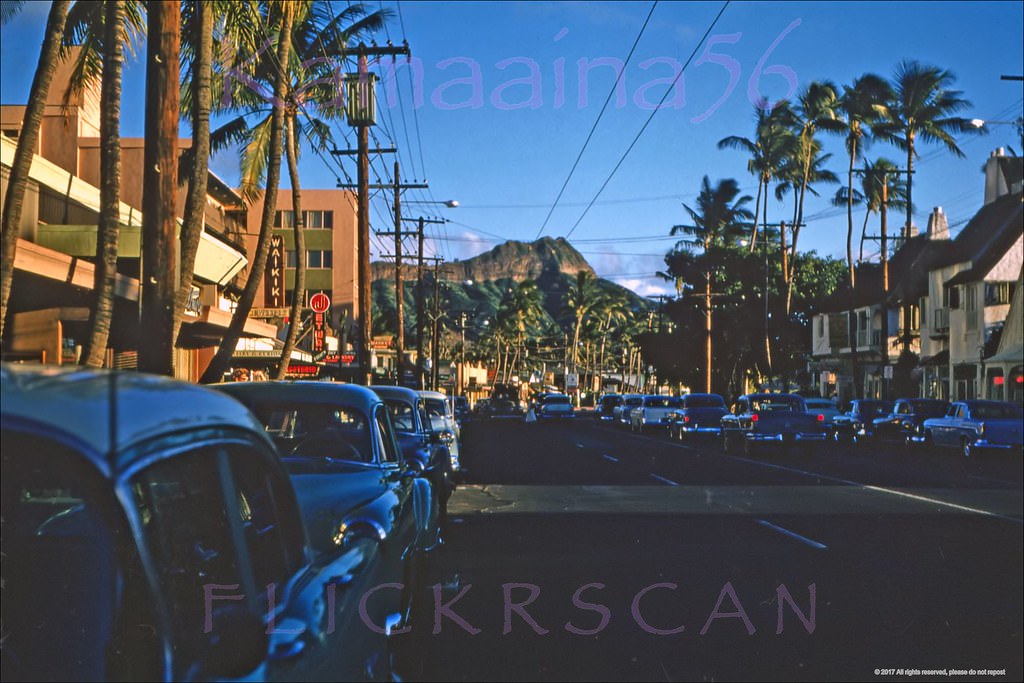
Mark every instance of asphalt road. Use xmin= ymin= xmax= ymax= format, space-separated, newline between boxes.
xmin=393 ymin=416 xmax=1023 ymax=682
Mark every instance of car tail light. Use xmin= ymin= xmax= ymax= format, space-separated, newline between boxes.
xmin=816 ymin=414 xmax=824 ymax=422
xmin=684 ymin=415 xmax=691 ymax=423
xmin=750 ymin=414 xmax=758 ymax=422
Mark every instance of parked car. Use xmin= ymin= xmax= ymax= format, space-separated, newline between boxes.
xmin=598 ymin=393 xmax=623 ymax=421
xmin=667 ymin=393 xmax=729 ymax=440
xmin=803 ymin=397 xmax=842 ymax=430
xmin=871 ymin=398 xmax=950 ymax=447
xmin=417 ymin=389 xmax=463 ymax=479
xmin=720 ymin=393 xmax=829 ymax=456
xmin=537 ymin=393 xmax=575 ymax=419
xmin=474 ymin=398 xmax=492 ymax=416
xmin=2 ymin=364 xmax=412 ymax=682
xmin=921 ymin=400 xmax=1024 ymax=457
xmin=630 ymin=394 xmax=680 ymax=433
xmin=485 ymin=398 xmax=523 ymax=419
xmin=614 ymin=393 xmax=644 ymax=426
xmin=831 ymin=399 xmax=893 ymax=443
xmin=453 ymin=395 xmax=470 ymax=423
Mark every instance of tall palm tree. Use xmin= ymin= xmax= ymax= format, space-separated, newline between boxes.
xmin=496 ymin=280 xmax=545 ymax=384
xmin=198 ymin=1 xmax=386 ymax=381
xmin=835 ymin=74 xmax=891 ymax=288
xmin=875 ymin=61 xmax=974 ymax=240
xmin=80 ymin=0 xmax=126 ymax=368
xmin=199 ymin=1 xmax=296 ymax=383
xmin=718 ymin=102 xmax=798 ymax=253
xmin=672 ymin=176 xmax=753 ymax=393
xmin=857 ymin=158 xmax=910 ymax=265
xmin=564 ymin=270 xmax=602 ymax=373
xmin=1 ymin=0 xmax=70 ymax=343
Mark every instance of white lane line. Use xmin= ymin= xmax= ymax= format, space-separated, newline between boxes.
xmin=650 ymin=473 xmax=679 ymax=486
xmin=602 ymin=454 xmax=619 ymax=463
xmin=727 ymin=455 xmax=1023 ymax=525
xmin=968 ymin=474 xmax=1018 ymax=486
xmin=756 ymin=519 xmax=828 ymax=550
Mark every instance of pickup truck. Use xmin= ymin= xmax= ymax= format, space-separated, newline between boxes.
xmin=921 ymin=400 xmax=1024 ymax=457
xmin=720 ymin=393 xmax=829 ymax=456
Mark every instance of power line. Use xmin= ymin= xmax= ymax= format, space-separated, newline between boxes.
xmin=563 ymin=1 xmax=732 ymax=240
xmin=534 ymin=0 xmax=659 ymax=240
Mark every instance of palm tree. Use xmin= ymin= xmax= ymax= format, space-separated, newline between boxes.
xmin=856 ymin=158 xmax=910 ymax=265
xmin=875 ymin=61 xmax=975 ymax=240
xmin=672 ymin=176 xmax=753 ymax=393
xmin=495 ymin=280 xmax=545 ymax=384
xmin=1 ymin=0 xmax=70 ymax=343
xmin=718 ymin=102 xmax=798 ymax=253
xmin=197 ymin=1 xmax=386 ymax=381
xmin=199 ymin=1 xmax=296 ymax=383
xmin=81 ymin=0 xmax=126 ymax=368
xmin=564 ymin=270 xmax=602 ymax=373
xmin=835 ymin=74 xmax=891 ymax=288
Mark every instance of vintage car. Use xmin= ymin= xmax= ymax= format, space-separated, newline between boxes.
xmin=614 ymin=393 xmax=644 ymax=426
xmin=598 ymin=393 xmax=623 ymax=421
xmin=803 ymin=397 xmax=842 ymax=429
xmin=871 ymin=398 xmax=950 ymax=447
xmin=831 ymin=399 xmax=893 ymax=443
xmin=667 ymin=393 xmax=729 ymax=440
xmin=537 ymin=393 xmax=575 ymax=418
xmin=2 ymin=364 xmax=411 ymax=682
xmin=485 ymin=397 xmax=523 ymax=419
xmin=629 ymin=394 xmax=680 ymax=433
xmin=418 ymin=389 xmax=463 ymax=469
xmin=720 ymin=393 xmax=829 ymax=455
xmin=921 ymin=400 xmax=1024 ymax=457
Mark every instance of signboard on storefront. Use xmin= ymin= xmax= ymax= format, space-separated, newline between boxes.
xmin=264 ymin=235 xmax=284 ymax=306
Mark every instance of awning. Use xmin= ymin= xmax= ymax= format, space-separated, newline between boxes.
xmin=987 ymin=345 xmax=1024 ymax=364
xmin=919 ymin=349 xmax=949 ymax=367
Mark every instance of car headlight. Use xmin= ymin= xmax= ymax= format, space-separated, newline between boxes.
xmin=437 ymin=430 xmax=456 ymax=446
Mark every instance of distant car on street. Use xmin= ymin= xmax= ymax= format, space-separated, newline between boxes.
xmin=921 ymin=400 xmax=1024 ymax=457
xmin=720 ymin=393 xmax=829 ymax=456
xmin=418 ymin=389 xmax=463 ymax=479
xmin=537 ymin=393 xmax=575 ymax=419
xmin=831 ymin=399 xmax=893 ymax=443
xmin=630 ymin=395 xmax=680 ymax=433
xmin=486 ymin=398 xmax=524 ymax=419
xmin=872 ymin=398 xmax=950 ymax=447
xmin=614 ymin=394 xmax=644 ymax=426
xmin=802 ymin=397 xmax=842 ymax=429
xmin=598 ymin=393 xmax=623 ymax=421
xmin=3 ymin=365 xmax=413 ymax=682
xmin=667 ymin=393 xmax=729 ymax=440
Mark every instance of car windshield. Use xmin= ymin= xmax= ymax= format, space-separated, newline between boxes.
xmin=970 ymin=403 xmax=1023 ymax=419
xmin=491 ymin=399 xmax=516 ymax=411
xmin=910 ymin=400 xmax=949 ymax=417
xmin=424 ymin=398 xmax=450 ymax=430
xmin=601 ymin=396 xmax=623 ymax=407
xmin=246 ymin=402 xmax=373 ymax=464
xmin=644 ymin=396 xmax=679 ymax=408
xmin=383 ymin=399 xmax=418 ymax=432
xmin=858 ymin=401 xmax=892 ymax=417
xmin=683 ymin=395 xmax=725 ymax=408
xmin=750 ymin=396 xmax=802 ymax=412
xmin=625 ymin=397 xmax=643 ymax=407
xmin=2 ymin=435 xmax=133 ymax=681
xmin=545 ymin=395 xmax=571 ymax=405
xmin=804 ymin=399 xmax=835 ymax=410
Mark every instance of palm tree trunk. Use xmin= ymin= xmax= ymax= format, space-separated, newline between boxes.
xmin=845 ymin=139 xmax=857 ymax=288
xmin=1 ymin=0 xmax=70 ymax=342
xmin=139 ymin=0 xmax=181 ymax=376
xmin=83 ymin=0 xmax=124 ymax=368
xmin=275 ymin=115 xmax=306 ymax=379
xmin=859 ymin=211 xmax=870 ymax=264
xmin=173 ymin=0 xmax=213 ymax=350
xmin=748 ymin=178 xmax=762 ymax=253
xmin=199 ymin=4 xmax=294 ymax=383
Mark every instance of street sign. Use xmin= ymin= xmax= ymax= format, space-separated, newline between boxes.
xmin=883 ymin=365 xmax=893 ymax=379
xmin=310 ymin=292 xmax=331 ymax=314
xmin=566 ymin=372 xmax=579 ymax=388
xmin=250 ymin=307 xmax=291 ymax=318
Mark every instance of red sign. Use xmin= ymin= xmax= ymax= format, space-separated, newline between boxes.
xmin=310 ymin=292 xmax=331 ymax=313
xmin=287 ymin=363 xmax=320 ymax=377
xmin=312 ymin=312 xmax=326 ymax=352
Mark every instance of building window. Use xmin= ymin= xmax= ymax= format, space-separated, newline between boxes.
xmin=965 ymin=285 xmax=977 ymax=330
xmin=984 ymin=281 xmax=1015 ymax=306
xmin=286 ymin=250 xmax=332 ymax=269
xmin=304 ymin=210 xmax=333 ymax=229
xmin=274 ymin=210 xmax=295 ymax=228
xmin=817 ymin=316 xmax=824 ymax=337
xmin=943 ymin=285 xmax=960 ymax=309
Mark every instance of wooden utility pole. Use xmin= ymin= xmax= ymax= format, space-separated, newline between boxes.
xmin=399 ymin=216 xmax=444 ymax=389
xmin=393 ymin=161 xmax=403 ymax=379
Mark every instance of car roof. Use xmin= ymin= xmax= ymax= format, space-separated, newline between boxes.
xmin=218 ymin=380 xmax=385 ymax=415
xmin=2 ymin=364 xmax=268 ymax=474
xmin=417 ymin=390 xmax=448 ymax=400
xmin=369 ymin=384 xmax=423 ymax=405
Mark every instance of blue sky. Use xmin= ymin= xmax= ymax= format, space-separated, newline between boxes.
xmin=3 ymin=1 xmax=1022 ymax=297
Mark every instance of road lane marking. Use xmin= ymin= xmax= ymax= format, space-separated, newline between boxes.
xmin=650 ymin=473 xmax=679 ymax=486
xmin=756 ymin=519 xmax=828 ymax=550
xmin=968 ymin=474 xmax=1018 ymax=486
xmin=602 ymin=454 xmax=619 ymax=463
xmin=727 ymin=455 xmax=1023 ymax=524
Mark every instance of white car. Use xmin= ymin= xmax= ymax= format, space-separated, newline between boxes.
xmin=537 ymin=393 xmax=575 ymax=419
xmin=614 ymin=394 xmax=644 ymax=426
xmin=418 ymin=390 xmax=462 ymax=471
xmin=630 ymin=394 xmax=681 ymax=433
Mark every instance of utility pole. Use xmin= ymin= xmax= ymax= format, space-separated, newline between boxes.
xmin=396 ymin=217 xmax=443 ymax=388
xmin=339 ymin=42 xmax=409 ymax=385
xmin=393 ymin=161 xmax=403 ymax=381
xmin=432 ymin=265 xmax=444 ymax=391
